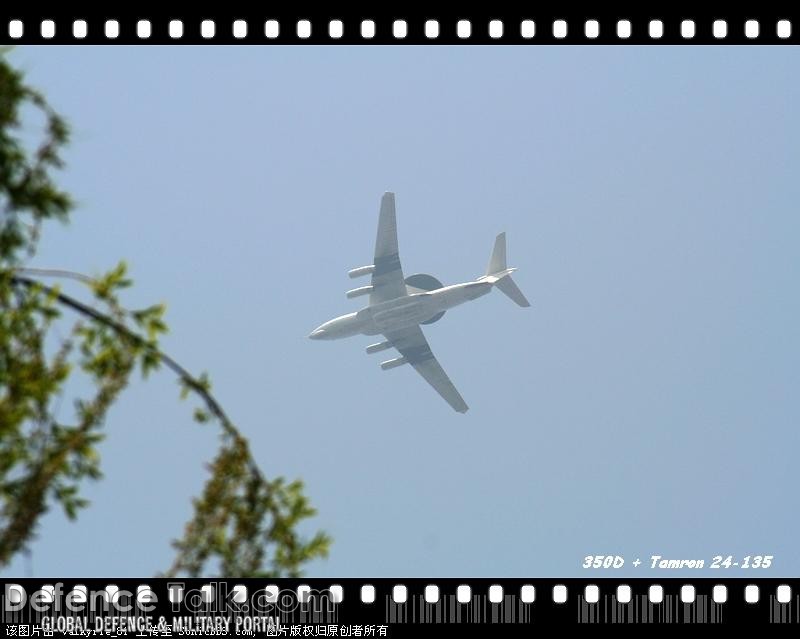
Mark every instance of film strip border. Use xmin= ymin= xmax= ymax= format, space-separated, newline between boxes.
xmin=2 ymin=579 xmax=800 ymax=631
xmin=0 ymin=14 xmax=797 ymax=44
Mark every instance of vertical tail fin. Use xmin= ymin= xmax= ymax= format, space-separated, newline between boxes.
xmin=485 ymin=232 xmax=531 ymax=307
xmin=486 ymin=232 xmax=507 ymax=276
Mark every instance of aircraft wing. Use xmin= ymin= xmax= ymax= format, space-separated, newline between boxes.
xmin=370 ymin=192 xmax=408 ymax=305
xmin=383 ymin=325 xmax=469 ymax=413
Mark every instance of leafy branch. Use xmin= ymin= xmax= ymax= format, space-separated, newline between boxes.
xmin=0 ymin=51 xmax=329 ymax=576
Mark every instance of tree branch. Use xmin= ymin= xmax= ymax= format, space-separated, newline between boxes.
xmin=9 ymin=274 xmax=262 ymax=479
xmin=13 ymin=267 xmax=95 ymax=286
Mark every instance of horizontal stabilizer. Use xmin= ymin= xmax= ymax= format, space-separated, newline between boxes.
xmin=495 ymin=275 xmax=530 ymax=307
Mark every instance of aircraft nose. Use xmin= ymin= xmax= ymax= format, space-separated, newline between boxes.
xmin=308 ymin=328 xmax=326 ymax=340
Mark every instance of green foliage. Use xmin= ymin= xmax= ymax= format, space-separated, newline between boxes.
xmin=167 ymin=437 xmax=330 ymax=577
xmin=0 ymin=58 xmax=71 ymax=262
xmin=0 ymin=53 xmax=329 ymax=575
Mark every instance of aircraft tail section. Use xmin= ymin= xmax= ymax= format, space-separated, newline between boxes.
xmin=495 ymin=275 xmax=530 ymax=307
xmin=486 ymin=232 xmax=507 ymax=276
xmin=483 ymin=232 xmax=531 ymax=308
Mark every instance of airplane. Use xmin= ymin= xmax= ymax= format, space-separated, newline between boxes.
xmin=309 ymin=192 xmax=530 ymax=413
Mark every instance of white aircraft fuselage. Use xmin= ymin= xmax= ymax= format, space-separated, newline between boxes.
xmin=309 ymin=280 xmax=493 ymax=340
xmin=309 ymin=191 xmax=530 ymax=412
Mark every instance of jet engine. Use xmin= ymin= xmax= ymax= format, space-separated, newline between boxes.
xmin=366 ymin=341 xmax=392 ymax=354
xmin=348 ymin=265 xmax=374 ymax=278
xmin=405 ymin=273 xmax=446 ymax=324
xmin=346 ymin=285 xmax=373 ymax=299
xmin=380 ymin=356 xmax=408 ymax=370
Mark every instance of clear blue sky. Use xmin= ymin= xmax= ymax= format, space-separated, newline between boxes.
xmin=5 ymin=45 xmax=799 ymax=578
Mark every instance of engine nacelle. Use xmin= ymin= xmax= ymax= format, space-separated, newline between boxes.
xmin=348 ymin=265 xmax=375 ymax=279
xmin=366 ymin=341 xmax=391 ymax=354
xmin=380 ymin=356 xmax=408 ymax=370
xmin=346 ymin=285 xmax=373 ymax=299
